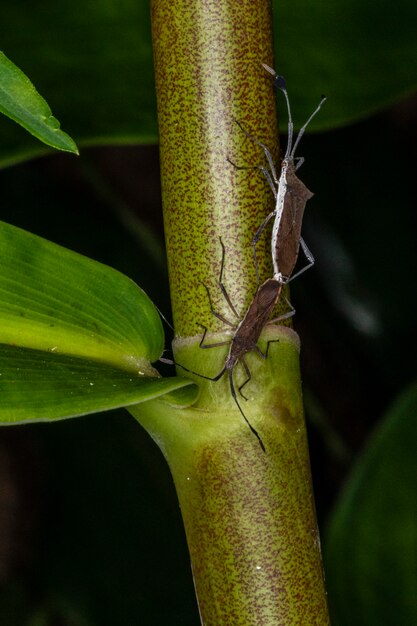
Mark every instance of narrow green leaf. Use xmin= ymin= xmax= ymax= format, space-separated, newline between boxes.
xmin=0 ymin=0 xmax=156 ymax=167
xmin=0 ymin=220 xmax=163 ymax=371
xmin=0 ymin=50 xmax=78 ymax=154
xmin=0 ymin=344 xmax=195 ymax=423
xmin=324 ymin=381 xmax=417 ymax=625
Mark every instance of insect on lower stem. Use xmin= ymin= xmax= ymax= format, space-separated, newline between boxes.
xmin=176 ymin=239 xmax=294 ymax=452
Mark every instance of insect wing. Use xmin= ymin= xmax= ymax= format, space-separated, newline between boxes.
xmin=274 ymin=165 xmax=313 ymax=280
xmin=251 ymin=280 xmax=282 ymax=334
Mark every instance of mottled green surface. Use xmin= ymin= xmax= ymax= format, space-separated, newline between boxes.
xmin=152 ymin=0 xmax=281 ymax=335
xmin=131 ymin=327 xmax=330 ymax=625
xmin=151 ymin=0 xmax=330 ymax=622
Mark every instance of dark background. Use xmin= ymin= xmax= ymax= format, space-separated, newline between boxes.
xmin=0 ymin=86 xmax=416 ymax=623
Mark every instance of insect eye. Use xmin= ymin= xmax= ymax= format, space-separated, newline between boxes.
xmin=274 ymin=74 xmax=287 ymax=91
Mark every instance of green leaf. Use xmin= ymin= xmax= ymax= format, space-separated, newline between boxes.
xmin=0 ymin=220 xmax=198 ymax=423
xmin=1 ymin=0 xmax=417 ymax=165
xmin=0 ymin=0 xmax=156 ymax=167
xmin=0 ymin=50 xmax=78 ymax=155
xmin=0 ymin=344 xmax=194 ymax=424
xmin=0 ymin=220 xmax=163 ymax=370
xmin=324 ymin=381 xmax=417 ymax=625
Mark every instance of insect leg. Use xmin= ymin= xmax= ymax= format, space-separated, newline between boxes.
xmin=228 ymin=368 xmax=265 ymax=452
xmin=252 ymin=210 xmax=276 ymax=283
xmin=268 ymin=292 xmax=296 ymax=324
xmin=217 ymin=238 xmax=239 ymax=319
xmin=238 ymin=357 xmax=252 ymax=400
xmin=253 ymin=337 xmax=280 ymax=360
xmin=287 ymin=237 xmax=315 ymax=282
xmin=228 ymin=158 xmax=277 ymax=198
xmin=232 ymin=118 xmax=279 ymax=185
xmin=268 ymin=308 xmax=295 ymax=324
xmin=198 ymin=323 xmax=232 ymax=349
xmin=264 ymin=339 xmax=280 ymax=358
xmin=176 ymin=360 xmax=227 ymax=384
xmin=175 ymin=359 xmax=265 ymax=451
xmin=174 ymin=327 xmax=229 ymax=376
xmin=294 ymin=156 xmax=305 ymax=172
xmin=202 ymin=283 xmax=235 ymax=327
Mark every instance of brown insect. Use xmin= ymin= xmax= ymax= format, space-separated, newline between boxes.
xmin=177 ymin=239 xmax=293 ymax=451
xmin=230 ymin=67 xmax=326 ymax=285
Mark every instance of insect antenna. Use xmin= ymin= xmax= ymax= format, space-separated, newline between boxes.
xmin=262 ymin=63 xmax=294 ymax=159
xmin=176 ymin=358 xmax=265 ymax=452
xmin=228 ymin=369 xmax=265 ymax=452
xmin=175 ymin=360 xmax=227 ymax=383
xmin=290 ymin=94 xmax=327 ymax=159
xmin=262 ymin=63 xmax=326 ymax=161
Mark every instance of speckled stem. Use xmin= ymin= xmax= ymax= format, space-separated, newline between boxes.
xmin=130 ymin=327 xmax=330 ymax=624
xmin=149 ymin=0 xmax=330 ymax=624
xmin=152 ymin=0 xmax=280 ymax=334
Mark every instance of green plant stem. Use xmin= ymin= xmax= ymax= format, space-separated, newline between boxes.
xmin=152 ymin=0 xmax=281 ymax=334
xmin=143 ymin=0 xmax=331 ymax=623
xmin=131 ymin=327 xmax=329 ymax=624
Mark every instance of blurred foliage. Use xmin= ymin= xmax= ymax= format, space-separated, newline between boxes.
xmin=324 ymin=382 xmax=417 ymax=625
xmin=0 ymin=413 xmax=199 ymax=625
xmin=0 ymin=0 xmax=417 ymax=623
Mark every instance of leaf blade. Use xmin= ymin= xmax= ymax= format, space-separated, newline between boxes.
xmin=0 ymin=220 xmax=164 ymax=371
xmin=0 ymin=344 xmax=196 ymax=424
xmin=0 ymin=50 xmax=78 ymax=154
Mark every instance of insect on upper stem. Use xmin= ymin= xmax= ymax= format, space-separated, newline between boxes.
xmin=249 ymin=65 xmax=327 ymax=283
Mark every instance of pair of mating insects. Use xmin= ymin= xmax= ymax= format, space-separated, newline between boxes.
xmin=178 ymin=65 xmax=326 ymax=451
